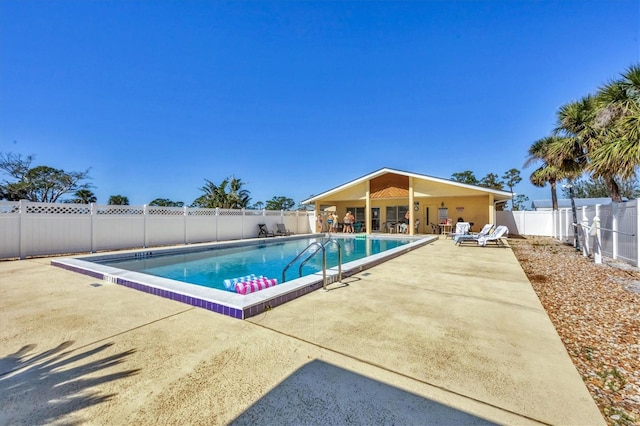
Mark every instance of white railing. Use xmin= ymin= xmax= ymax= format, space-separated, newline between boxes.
xmin=0 ymin=201 xmax=315 ymax=260
xmin=497 ymin=199 xmax=639 ymax=266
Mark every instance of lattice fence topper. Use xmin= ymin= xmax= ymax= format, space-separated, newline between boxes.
xmin=0 ymin=202 xmax=20 ymax=214
xmin=25 ymin=203 xmax=92 ymax=215
xmin=148 ymin=206 xmax=185 ymax=216
xmin=187 ymin=208 xmax=217 ymax=216
xmin=95 ymin=206 xmax=145 ymax=215
xmin=265 ymin=210 xmax=283 ymax=216
xmin=245 ymin=209 xmax=264 ymax=216
xmin=218 ymin=208 xmax=243 ymax=216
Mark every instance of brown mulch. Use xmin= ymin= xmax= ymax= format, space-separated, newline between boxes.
xmin=510 ymin=236 xmax=640 ymax=425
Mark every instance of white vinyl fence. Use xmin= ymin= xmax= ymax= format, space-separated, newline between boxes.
xmin=0 ymin=201 xmax=315 ymax=260
xmin=497 ymin=199 xmax=639 ymax=266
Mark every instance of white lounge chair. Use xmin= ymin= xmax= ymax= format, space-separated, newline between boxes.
xmin=454 ymin=224 xmax=493 ymax=245
xmin=477 ymin=225 xmax=509 ymax=246
xmin=447 ymin=222 xmax=470 ymax=239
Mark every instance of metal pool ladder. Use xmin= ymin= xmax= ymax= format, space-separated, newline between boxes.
xmin=282 ymin=238 xmax=342 ymax=290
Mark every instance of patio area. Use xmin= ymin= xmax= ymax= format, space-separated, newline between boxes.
xmin=0 ymin=238 xmax=603 ymax=425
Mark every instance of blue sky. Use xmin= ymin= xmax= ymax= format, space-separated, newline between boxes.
xmin=1 ymin=1 xmax=638 ymax=207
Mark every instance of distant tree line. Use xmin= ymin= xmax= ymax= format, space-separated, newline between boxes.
xmin=450 ymin=168 xmax=528 ymax=211
xmin=0 ymin=152 xmax=297 ymax=210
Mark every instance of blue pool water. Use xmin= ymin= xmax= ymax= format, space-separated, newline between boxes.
xmin=98 ymin=236 xmax=412 ymax=291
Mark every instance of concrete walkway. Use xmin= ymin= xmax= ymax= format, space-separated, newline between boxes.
xmin=0 ymin=238 xmax=604 ymax=425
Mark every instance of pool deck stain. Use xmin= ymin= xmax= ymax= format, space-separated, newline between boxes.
xmin=0 ymin=237 xmax=604 ymax=425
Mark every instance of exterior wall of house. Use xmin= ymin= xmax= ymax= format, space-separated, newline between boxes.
xmin=320 ymin=195 xmax=491 ymax=234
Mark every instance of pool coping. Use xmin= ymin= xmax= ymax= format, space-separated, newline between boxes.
xmin=51 ymin=233 xmax=438 ymax=319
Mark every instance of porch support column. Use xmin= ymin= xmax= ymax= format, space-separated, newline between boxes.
xmin=365 ymin=180 xmax=371 ymax=235
xmin=489 ymin=194 xmax=495 ymax=225
xmin=408 ymin=177 xmax=415 ymax=235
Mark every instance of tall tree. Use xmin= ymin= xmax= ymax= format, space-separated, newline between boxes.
xmin=265 ymin=196 xmax=295 ymax=211
xmin=108 ymin=195 xmax=129 ymax=205
xmin=512 ymin=194 xmax=529 ymax=211
xmin=0 ymin=153 xmax=91 ymax=202
xmin=478 ymin=173 xmax=503 ymax=190
xmin=502 ymin=168 xmax=522 ymax=210
xmin=451 ymin=171 xmax=479 ymax=185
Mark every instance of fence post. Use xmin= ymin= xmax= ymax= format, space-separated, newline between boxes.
xmin=143 ymin=204 xmax=148 ymax=248
xmin=242 ymin=208 xmax=246 ymax=239
xmin=593 ymin=216 xmax=602 ymax=264
xmin=581 ymin=218 xmax=590 ymax=257
xmin=559 ymin=209 xmax=564 ymax=241
xmin=90 ymin=203 xmax=96 ymax=253
xmin=558 ymin=209 xmax=564 ymax=241
xmin=612 ymin=202 xmax=618 ymax=260
xmin=215 ymin=208 xmax=219 ymax=242
xmin=19 ymin=200 xmax=26 ymax=259
xmin=636 ymin=199 xmax=640 ymax=267
xmin=184 ymin=206 xmax=188 ymax=245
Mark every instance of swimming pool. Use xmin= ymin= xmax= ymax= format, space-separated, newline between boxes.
xmin=52 ymin=234 xmax=436 ymax=319
xmin=95 ymin=236 xmax=411 ymax=291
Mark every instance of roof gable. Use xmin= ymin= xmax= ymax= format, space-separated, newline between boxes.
xmin=370 ymin=173 xmax=408 ymax=198
xmin=302 ymin=167 xmax=512 ymax=204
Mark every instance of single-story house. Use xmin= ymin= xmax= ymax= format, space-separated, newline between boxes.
xmin=301 ymin=168 xmax=513 ymax=235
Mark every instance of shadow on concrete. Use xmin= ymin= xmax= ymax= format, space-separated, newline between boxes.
xmin=0 ymin=341 xmax=139 ymax=425
xmin=231 ymin=359 xmax=497 ymax=425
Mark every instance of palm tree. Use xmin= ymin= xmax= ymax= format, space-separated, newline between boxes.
xmin=192 ymin=177 xmax=251 ymax=209
xmin=192 ymin=179 xmax=223 ymax=208
xmin=108 ymin=194 xmax=129 ymax=205
xmin=228 ymin=176 xmax=251 ymax=209
xmin=72 ymin=189 xmax=97 ymax=204
xmin=591 ymin=65 xmax=640 ymax=182
xmin=551 ymin=96 xmax=624 ymax=202
xmin=525 ymin=136 xmax=580 ymax=210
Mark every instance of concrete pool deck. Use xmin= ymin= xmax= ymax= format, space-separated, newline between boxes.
xmin=0 ymin=238 xmax=604 ymax=425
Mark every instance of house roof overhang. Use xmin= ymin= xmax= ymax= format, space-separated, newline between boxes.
xmin=301 ymin=167 xmax=513 ymax=205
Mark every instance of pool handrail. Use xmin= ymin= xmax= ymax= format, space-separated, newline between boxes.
xmin=298 ymin=238 xmax=343 ymax=290
xmin=320 ymin=238 xmax=342 ymax=289
xmin=282 ymin=238 xmax=343 ymax=290
xmin=282 ymin=241 xmax=325 ymax=285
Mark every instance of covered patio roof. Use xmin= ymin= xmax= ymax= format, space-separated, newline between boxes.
xmin=301 ymin=167 xmax=513 ymax=204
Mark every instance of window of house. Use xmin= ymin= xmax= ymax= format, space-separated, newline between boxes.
xmin=385 ymin=206 xmax=409 ymax=222
xmin=346 ymin=207 xmax=365 ymax=222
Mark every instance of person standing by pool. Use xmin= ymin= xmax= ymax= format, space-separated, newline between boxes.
xmin=332 ymin=212 xmax=339 ymax=232
xmin=326 ymin=213 xmax=333 ymax=233
xmin=343 ymin=211 xmax=352 ymax=233
xmin=349 ymin=211 xmax=355 ymax=233
xmin=401 ymin=211 xmax=411 ymax=233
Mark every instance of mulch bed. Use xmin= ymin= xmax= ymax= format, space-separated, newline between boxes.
xmin=510 ymin=236 xmax=640 ymax=425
